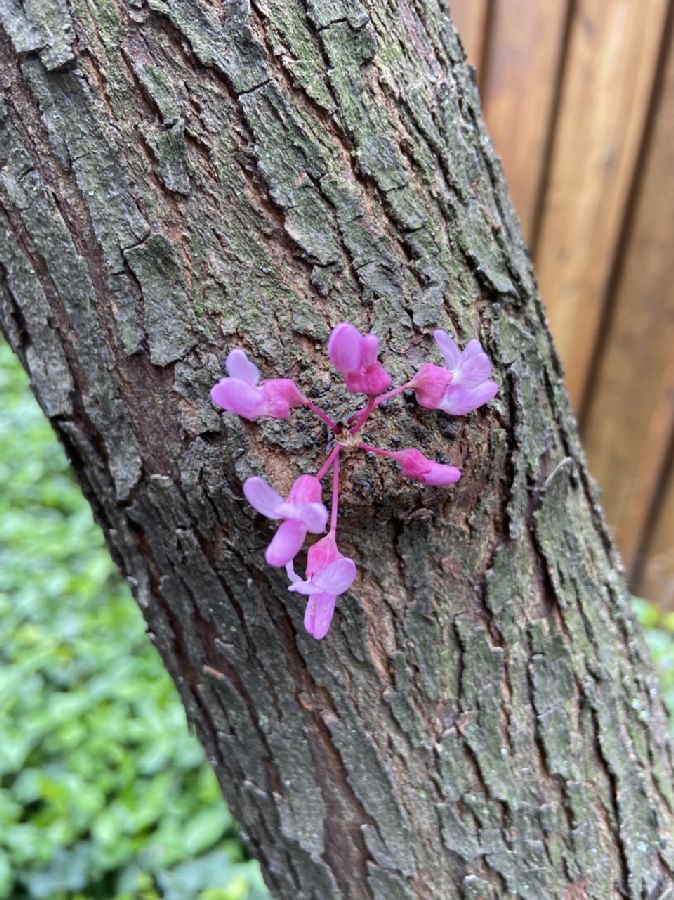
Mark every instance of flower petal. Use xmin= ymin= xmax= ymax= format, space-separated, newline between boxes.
xmin=287 ymin=474 xmax=322 ymax=504
xmin=440 ymin=380 xmax=498 ymax=416
xmin=226 ymin=349 xmax=259 ymax=386
xmin=243 ymin=477 xmax=285 ymax=518
xmin=287 ymin=577 xmax=316 ymax=595
xmin=286 ymin=561 xmax=301 ymax=584
xmin=393 ymin=448 xmax=432 ymax=481
xmin=265 ymin=518 xmax=307 ymax=567
xmin=422 ymin=463 xmax=462 ymax=486
xmin=359 ymin=333 xmax=379 ymax=367
xmin=304 ymin=592 xmax=337 ymax=640
xmin=211 ymin=379 xmax=265 ymax=419
xmin=313 ymin=557 xmax=356 ymax=595
xmin=433 ymin=330 xmax=461 ymax=371
xmin=328 ymin=323 xmax=362 ymax=373
xmin=461 ymin=339 xmax=484 ymax=361
xmin=288 ymin=502 xmax=329 ymax=533
xmin=455 ymin=351 xmax=491 ymax=388
xmin=262 ymin=379 xmax=303 ymax=412
xmin=345 ymin=362 xmax=392 ymax=395
xmin=410 ymin=363 xmax=453 ymax=408
xmin=306 ymin=533 xmax=340 ymax=578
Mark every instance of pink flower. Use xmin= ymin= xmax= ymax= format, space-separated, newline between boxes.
xmin=328 ymin=323 xmax=392 ymax=396
xmin=409 ymin=363 xmax=453 ymax=409
xmin=286 ymin=533 xmax=356 ymax=640
xmin=429 ymin=331 xmax=498 ymax=415
xmin=243 ymin=475 xmax=328 ymax=566
xmin=392 ymin=448 xmax=461 ymax=486
xmin=211 ymin=349 xmax=303 ymax=420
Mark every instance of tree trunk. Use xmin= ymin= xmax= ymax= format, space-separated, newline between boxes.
xmin=1 ymin=1 xmax=673 ymax=897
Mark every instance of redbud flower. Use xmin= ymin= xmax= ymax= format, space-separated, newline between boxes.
xmin=431 ymin=331 xmax=498 ymax=415
xmin=213 ymin=321 xmax=496 ymax=640
xmin=286 ymin=533 xmax=356 ymax=640
xmin=211 ymin=349 xmax=303 ymax=420
xmin=391 ymin=448 xmax=461 ymax=486
xmin=328 ymin=323 xmax=392 ymax=396
xmin=408 ymin=363 xmax=453 ymax=409
xmin=243 ymin=475 xmax=328 ymax=567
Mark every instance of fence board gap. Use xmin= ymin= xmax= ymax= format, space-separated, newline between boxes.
xmin=583 ymin=20 xmax=674 ymax=575
xmin=535 ymin=0 xmax=669 ymax=410
xmin=481 ymin=0 xmax=570 ymax=244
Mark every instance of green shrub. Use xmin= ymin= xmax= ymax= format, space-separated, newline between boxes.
xmin=633 ymin=598 xmax=674 ymax=722
xmin=0 ymin=340 xmax=267 ymax=899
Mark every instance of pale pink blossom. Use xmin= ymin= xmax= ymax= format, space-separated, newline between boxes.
xmin=328 ymin=323 xmax=392 ymax=396
xmin=408 ymin=363 xmax=453 ymax=409
xmin=429 ymin=331 xmax=498 ymax=415
xmin=212 ymin=322 xmax=496 ymax=640
xmin=286 ymin=533 xmax=356 ymax=640
xmin=243 ymin=475 xmax=328 ymax=567
xmin=211 ymin=349 xmax=303 ymax=420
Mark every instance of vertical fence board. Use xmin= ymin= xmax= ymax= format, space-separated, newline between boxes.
xmin=481 ymin=0 xmax=569 ymax=243
xmin=638 ymin=448 xmax=674 ymax=609
xmin=447 ymin=0 xmax=489 ymax=70
xmin=583 ymin=26 xmax=674 ymax=575
xmin=535 ymin=0 xmax=669 ymax=410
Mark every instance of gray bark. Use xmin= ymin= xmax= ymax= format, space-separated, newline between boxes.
xmin=1 ymin=1 xmax=673 ymax=897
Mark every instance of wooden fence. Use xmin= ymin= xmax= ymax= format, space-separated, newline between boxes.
xmin=449 ymin=0 xmax=674 ymax=607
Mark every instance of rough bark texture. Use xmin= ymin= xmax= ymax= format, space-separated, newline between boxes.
xmin=1 ymin=1 xmax=674 ymax=897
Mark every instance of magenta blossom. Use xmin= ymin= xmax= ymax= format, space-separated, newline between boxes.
xmin=212 ymin=321 xmax=497 ymax=640
xmin=286 ymin=533 xmax=356 ymax=640
xmin=243 ymin=475 xmax=328 ymax=567
xmin=328 ymin=323 xmax=392 ymax=396
xmin=392 ymin=448 xmax=461 ymax=486
xmin=211 ymin=349 xmax=303 ymax=420
xmin=359 ymin=443 xmax=461 ymax=486
xmin=410 ymin=332 xmax=497 ymax=415
xmin=408 ymin=363 xmax=453 ymax=409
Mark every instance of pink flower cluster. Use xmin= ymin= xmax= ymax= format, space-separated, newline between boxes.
xmin=211 ymin=324 xmax=497 ymax=639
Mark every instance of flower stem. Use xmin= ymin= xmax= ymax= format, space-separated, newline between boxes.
xmin=358 ymin=442 xmax=395 ymax=459
xmin=330 ymin=448 xmax=341 ymax=533
xmin=373 ymin=382 xmax=412 ymax=408
xmin=301 ymin=396 xmax=338 ymax=431
xmin=349 ymin=397 xmax=377 ymax=434
xmin=316 ymin=444 xmax=340 ymax=480
xmin=346 ymin=382 xmax=412 ymax=434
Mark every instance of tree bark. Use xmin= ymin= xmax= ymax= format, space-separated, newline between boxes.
xmin=1 ymin=1 xmax=673 ymax=897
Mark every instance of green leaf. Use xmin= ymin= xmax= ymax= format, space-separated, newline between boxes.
xmin=180 ymin=809 xmax=228 ymax=857
xmin=0 ymin=853 xmax=12 ymax=900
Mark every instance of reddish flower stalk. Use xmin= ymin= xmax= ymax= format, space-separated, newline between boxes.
xmin=329 ymin=449 xmax=341 ymax=534
xmin=373 ymin=382 xmax=413 ymax=408
xmin=348 ymin=397 xmax=377 ymax=435
xmin=316 ymin=444 xmax=341 ymax=481
xmin=299 ymin=396 xmax=338 ymax=431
